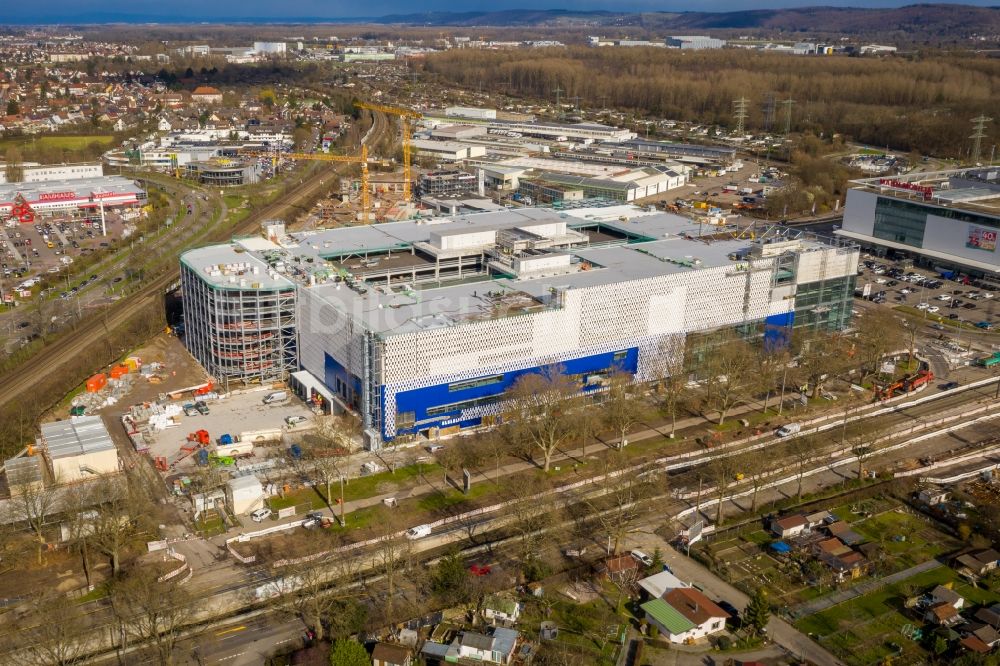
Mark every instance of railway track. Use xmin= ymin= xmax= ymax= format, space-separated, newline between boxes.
xmin=0 ymin=164 xmax=337 ymax=412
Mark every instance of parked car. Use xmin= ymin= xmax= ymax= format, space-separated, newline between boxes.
xmin=630 ymin=550 xmax=654 ymax=567
xmin=285 ymin=415 xmax=308 ymax=426
xmin=251 ymin=508 xmax=272 ymax=523
xmin=194 ymin=401 xmax=210 ymax=415
xmin=976 ymin=321 xmax=994 ymax=330
xmin=939 ymin=382 xmax=961 ymax=391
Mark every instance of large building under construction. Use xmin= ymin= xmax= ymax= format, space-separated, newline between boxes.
xmin=181 ymin=206 xmax=858 ymax=448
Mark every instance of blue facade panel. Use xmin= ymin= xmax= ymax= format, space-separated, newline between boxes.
xmin=384 ymin=347 xmax=639 ymax=441
xmin=325 ymin=353 xmax=362 ymax=410
xmin=763 ymin=311 xmax=794 ymax=350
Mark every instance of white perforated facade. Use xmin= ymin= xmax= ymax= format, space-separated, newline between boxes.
xmin=285 ymin=207 xmax=858 ymax=448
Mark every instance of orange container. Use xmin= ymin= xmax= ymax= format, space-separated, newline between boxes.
xmin=85 ymin=373 xmax=107 ymax=393
xmin=109 ymin=365 xmax=129 ymax=379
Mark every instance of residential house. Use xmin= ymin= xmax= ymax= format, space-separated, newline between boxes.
xmin=931 ymin=585 xmax=965 ymax=610
xmin=805 ymin=510 xmax=835 ymax=529
xmin=826 ymin=521 xmax=865 ymax=546
xmin=974 ymin=605 xmax=1000 ymax=629
xmin=961 ymin=635 xmax=992 ymax=655
xmin=482 ymin=595 xmax=521 ymax=624
xmin=372 ymin=643 xmax=411 ymax=666
xmin=917 ymin=487 xmax=950 ymax=506
xmin=955 ymin=549 xmax=1000 ymax=577
xmin=638 ymin=570 xmax=689 ymax=600
xmin=970 ymin=624 xmax=1000 ymax=649
xmin=926 ymin=602 xmax=962 ymax=627
xmin=191 ymin=86 xmax=223 ymax=105
xmin=770 ymin=514 xmax=808 ymax=538
xmin=641 ymin=587 xmax=729 ymax=644
xmin=454 ymin=628 xmax=519 ymax=665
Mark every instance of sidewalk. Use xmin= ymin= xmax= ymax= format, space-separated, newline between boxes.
xmin=209 ymin=392 xmax=810 ymax=545
xmin=789 ymin=559 xmax=943 ymax=619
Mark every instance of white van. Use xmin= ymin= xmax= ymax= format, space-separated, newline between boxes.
xmin=262 ymin=391 xmax=288 ymax=405
xmin=406 ymin=524 xmax=432 ymax=540
xmin=250 ymin=508 xmax=272 ymax=523
xmin=775 ymin=423 xmax=802 ymax=437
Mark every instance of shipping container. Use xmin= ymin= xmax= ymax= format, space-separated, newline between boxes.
xmin=109 ymin=365 xmax=129 ymax=380
xmin=85 ymin=373 xmax=107 ymax=393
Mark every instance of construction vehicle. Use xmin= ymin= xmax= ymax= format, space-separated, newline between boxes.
xmin=874 ymin=369 xmax=934 ymax=400
xmin=353 ymin=101 xmax=422 ymax=202
xmin=187 ymin=429 xmax=211 ymax=446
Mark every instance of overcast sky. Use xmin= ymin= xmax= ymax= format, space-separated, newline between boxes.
xmin=6 ymin=0 xmax=998 ymax=22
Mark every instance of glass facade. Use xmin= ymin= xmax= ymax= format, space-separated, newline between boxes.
xmin=873 ymin=198 xmax=927 ymax=247
xmin=872 ymin=195 xmax=1000 ymax=249
xmin=794 ymin=275 xmax=856 ymax=331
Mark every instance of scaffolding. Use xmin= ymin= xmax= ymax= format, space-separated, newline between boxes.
xmin=180 ymin=263 xmax=297 ymax=386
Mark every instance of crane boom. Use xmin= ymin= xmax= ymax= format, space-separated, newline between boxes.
xmin=354 ymin=101 xmax=422 ymax=202
xmin=241 ymin=145 xmax=378 ymax=223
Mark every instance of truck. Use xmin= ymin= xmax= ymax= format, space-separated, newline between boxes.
xmin=262 ymin=391 xmax=288 ymax=405
xmin=977 ymin=352 xmax=1000 ymax=368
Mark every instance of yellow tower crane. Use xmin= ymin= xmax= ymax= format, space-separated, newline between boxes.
xmin=353 ymin=101 xmax=422 ymax=202
xmin=241 ymin=145 xmax=383 ymax=224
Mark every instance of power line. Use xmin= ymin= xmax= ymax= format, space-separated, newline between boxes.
xmin=762 ymin=92 xmax=776 ymax=132
xmin=780 ymin=98 xmax=796 ymax=135
xmin=732 ymin=97 xmax=749 ymax=135
xmin=970 ymin=115 xmax=993 ymax=164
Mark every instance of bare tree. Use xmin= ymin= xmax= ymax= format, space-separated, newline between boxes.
xmin=855 ymin=309 xmax=902 ymax=385
xmin=275 ymin=555 xmax=361 ymax=642
xmin=90 ymin=476 xmax=142 ymax=574
xmin=697 ymin=331 xmax=756 ymax=424
xmin=737 ymin=448 xmax=771 ymax=513
xmin=792 ymin=329 xmax=853 ymax=399
xmin=371 ymin=520 xmax=412 ymax=622
xmin=62 ymin=483 xmax=99 ymax=589
xmin=109 ymin=567 xmax=192 ymax=666
xmin=587 ymin=458 xmax=664 ymax=555
xmin=708 ymin=454 xmax=740 ymax=526
xmin=847 ymin=420 xmax=887 ymax=480
xmin=784 ymin=434 xmax=818 ymax=502
xmin=653 ymin=338 xmax=691 ymax=438
xmin=501 ymin=366 xmax=585 ymax=472
xmin=753 ymin=346 xmax=790 ymax=414
xmin=601 ymin=371 xmax=651 ymax=450
xmin=7 ymin=460 xmax=58 ymax=564
xmin=16 ymin=592 xmax=89 ymax=666
xmin=505 ymin=475 xmax=562 ymax=568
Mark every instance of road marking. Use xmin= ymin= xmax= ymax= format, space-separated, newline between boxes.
xmin=275 ymin=638 xmax=293 ymax=645
xmin=215 ymin=626 xmax=246 ymax=636
xmin=216 ymin=652 xmax=246 ymax=662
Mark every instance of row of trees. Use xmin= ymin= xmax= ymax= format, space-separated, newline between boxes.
xmin=423 ymin=47 xmax=998 ymax=157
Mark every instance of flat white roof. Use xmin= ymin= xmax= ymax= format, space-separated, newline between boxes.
xmin=40 ymin=416 xmax=116 ymax=460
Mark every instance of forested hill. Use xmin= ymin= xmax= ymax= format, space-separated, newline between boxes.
xmin=378 ymin=5 xmax=1000 ymax=40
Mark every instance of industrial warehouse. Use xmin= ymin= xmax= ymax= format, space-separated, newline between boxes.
xmin=181 ymin=204 xmax=859 ymax=449
xmin=838 ymin=167 xmax=1000 ymax=278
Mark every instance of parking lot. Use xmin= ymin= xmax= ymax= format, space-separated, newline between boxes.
xmin=146 ymin=389 xmax=315 ymax=468
xmin=3 ymin=211 xmax=130 ymax=286
xmin=856 ymin=257 xmax=1000 ymax=330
